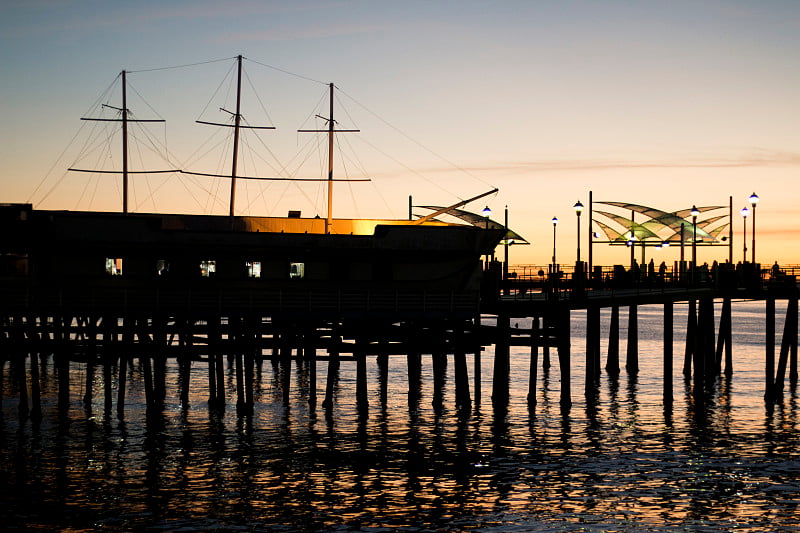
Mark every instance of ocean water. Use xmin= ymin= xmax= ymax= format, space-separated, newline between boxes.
xmin=1 ymin=300 xmax=799 ymax=532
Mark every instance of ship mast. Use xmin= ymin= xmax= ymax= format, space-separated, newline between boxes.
xmin=298 ymin=83 xmax=360 ymax=234
xmin=69 ymin=70 xmax=171 ymax=214
xmin=194 ymin=55 xmax=276 ymax=218
xmin=122 ymin=70 xmax=129 ymax=213
xmin=229 ymin=54 xmax=243 ymax=217
xmin=326 ymin=83 xmax=335 ymax=233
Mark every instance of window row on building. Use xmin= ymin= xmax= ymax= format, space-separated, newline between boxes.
xmin=105 ymin=258 xmax=305 ymax=279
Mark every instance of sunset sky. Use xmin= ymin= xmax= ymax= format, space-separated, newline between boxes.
xmin=2 ymin=1 xmax=798 ymax=267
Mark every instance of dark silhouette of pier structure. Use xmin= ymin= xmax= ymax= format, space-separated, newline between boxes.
xmin=485 ymin=261 xmax=799 ymax=413
xmin=2 ymin=257 xmax=798 ymax=423
xmin=2 ymin=193 xmax=799 ymax=422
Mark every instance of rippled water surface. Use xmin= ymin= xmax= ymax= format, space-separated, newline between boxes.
xmin=2 ymin=300 xmax=800 ymax=531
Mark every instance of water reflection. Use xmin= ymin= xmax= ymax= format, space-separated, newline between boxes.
xmin=2 ymin=302 xmax=800 ymax=530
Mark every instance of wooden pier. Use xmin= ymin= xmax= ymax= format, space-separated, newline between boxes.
xmin=1 ymin=263 xmax=798 ymax=422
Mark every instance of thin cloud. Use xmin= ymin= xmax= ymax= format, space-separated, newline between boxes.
xmin=215 ymin=22 xmax=396 ymax=43
xmin=415 ymin=150 xmax=800 ymax=175
xmin=754 ymin=226 xmax=800 ymax=238
xmin=1 ymin=1 xmax=336 ymax=39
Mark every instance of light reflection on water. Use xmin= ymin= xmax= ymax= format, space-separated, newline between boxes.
xmin=2 ymin=300 xmax=800 ymax=531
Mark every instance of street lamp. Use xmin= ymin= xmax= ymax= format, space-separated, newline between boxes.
xmin=628 ymin=235 xmax=636 ymax=271
xmin=481 ymin=205 xmax=492 ymax=269
xmin=749 ymin=192 xmax=758 ymax=264
xmin=573 ymin=201 xmax=583 ymax=264
xmin=691 ymin=205 xmax=699 ymax=283
xmin=741 ymin=206 xmax=749 ymax=263
xmin=551 ymin=216 xmax=558 ymax=273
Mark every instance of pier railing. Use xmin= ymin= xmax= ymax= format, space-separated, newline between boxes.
xmin=492 ymin=261 xmax=798 ymax=302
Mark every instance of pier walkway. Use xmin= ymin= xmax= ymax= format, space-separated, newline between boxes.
xmin=1 ymin=261 xmax=798 ymax=422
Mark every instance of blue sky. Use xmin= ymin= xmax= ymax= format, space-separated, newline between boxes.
xmin=2 ymin=0 xmax=799 ymax=265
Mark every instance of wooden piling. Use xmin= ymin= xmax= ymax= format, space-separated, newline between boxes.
xmin=715 ymin=297 xmax=733 ymax=376
xmin=407 ymin=326 xmax=422 ymax=411
xmin=235 ymin=349 xmax=246 ymax=414
xmin=684 ymin=300 xmax=697 ymax=377
xmin=664 ymin=301 xmax=673 ymax=405
xmin=527 ymin=317 xmax=539 ymax=406
xmin=83 ymin=317 xmax=96 ymax=408
xmin=626 ymin=304 xmax=639 ymax=373
xmin=692 ymin=301 xmax=704 ymax=398
xmin=774 ymin=296 xmax=797 ymax=396
xmin=606 ymin=305 xmax=620 ymax=374
xmin=103 ymin=354 xmax=113 ymax=418
xmin=791 ymin=296 xmax=799 ymax=387
xmin=179 ymin=318 xmax=192 ymax=409
xmin=765 ymin=296 xmax=776 ymax=402
xmin=356 ymin=337 xmax=368 ymax=412
xmin=492 ymin=313 xmax=511 ymax=410
xmin=473 ymin=317 xmax=481 ymax=407
xmin=117 ymin=316 xmax=132 ymax=419
xmin=542 ymin=312 xmax=552 ymax=370
xmin=585 ymin=304 xmax=598 ymax=395
xmin=323 ymin=332 xmax=341 ymax=410
xmin=15 ymin=352 xmax=29 ymax=419
xmin=30 ymin=351 xmax=42 ymax=420
xmin=590 ymin=305 xmax=601 ymax=379
xmin=57 ymin=352 xmax=70 ymax=415
xmin=304 ymin=329 xmax=315 ymax=410
xmin=207 ymin=320 xmax=218 ymax=408
xmin=102 ymin=315 xmax=115 ymax=417
xmin=453 ymin=325 xmax=471 ymax=409
xmin=700 ymin=297 xmax=716 ymax=383
xmin=432 ymin=346 xmax=446 ymax=414
xmin=141 ymin=353 xmax=156 ymax=414
xmin=557 ymin=305 xmax=571 ymax=412
xmin=377 ymin=351 xmax=389 ymax=409
xmin=279 ymin=331 xmax=291 ymax=405
xmin=152 ymin=317 xmax=166 ymax=407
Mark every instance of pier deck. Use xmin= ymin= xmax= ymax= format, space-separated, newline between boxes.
xmin=1 ymin=263 xmax=798 ymax=421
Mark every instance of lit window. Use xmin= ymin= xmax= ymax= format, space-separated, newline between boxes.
xmin=200 ymin=260 xmax=216 ymax=277
xmin=157 ymin=259 xmax=169 ymax=276
xmin=246 ymin=261 xmax=261 ymax=278
xmin=289 ymin=262 xmax=304 ymax=279
xmin=105 ymin=258 xmax=123 ymax=276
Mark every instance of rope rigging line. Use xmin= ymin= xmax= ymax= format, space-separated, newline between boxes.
xmin=335 ymin=86 xmax=498 ymax=197
xmin=37 ymin=55 xmax=490 ymax=217
xmin=244 ymin=56 xmax=327 ymax=86
xmin=127 ymin=80 xmax=166 ymax=122
xmin=61 ymin=121 xmax=118 ymax=208
xmin=196 ymin=60 xmax=238 ymax=122
xmin=28 ymin=74 xmax=120 ymax=204
xmin=127 ymin=56 xmax=235 ymax=74
xmin=334 ymin=133 xmax=360 ymax=219
xmin=240 ymin=116 xmax=287 ymax=176
xmin=244 ymin=68 xmax=276 ymax=128
xmin=350 ymin=134 xmax=453 ymax=198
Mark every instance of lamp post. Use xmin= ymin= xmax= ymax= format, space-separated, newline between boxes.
xmin=503 ymin=205 xmax=509 ymax=292
xmin=482 ymin=206 xmax=491 ymax=269
xmin=573 ymin=201 xmax=583 ymax=264
xmin=551 ymin=216 xmax=558 ymax=273
xmin=691 ymin=205 xmax=699 ymax=284
xmin=749 ymin=192 xmax=758 ymax=264
xmin=741 ymin=206 xmax=749 ymax=263
xmin=628 ymin=235 xmax=636 ymax=272
xmin=679 ymin=222 xmax=685 ymax=281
